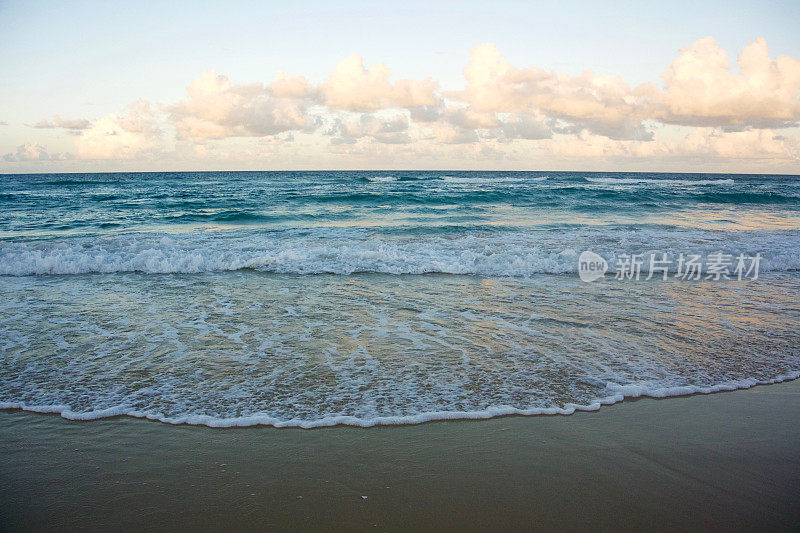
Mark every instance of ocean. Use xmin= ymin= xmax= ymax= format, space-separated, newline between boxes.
xmin=1 ymin=170 xmax=799 ymax=427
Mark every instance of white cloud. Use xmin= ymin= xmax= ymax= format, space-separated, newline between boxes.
xmin=268 ymin=72 xmax=315 ymax=99
xmin=333 ymin=113 xmax=411 ymax=144
xmin=495 ymin=114 xmax=552 ymax=141
xmin=455 ymin=38 xmax=800 ymax=139
xmin=457 ymin=43 xmax=655 ymax=140
xmin=421 ymin=122 xmax=479 ymax=145
xmin=541 ymin=131 xmax=671 ymax=159
xmin=167 ymin=70 xmax=314 ymax=140
xmin=76 ymin=101 xmax=163 ymax=160
xmin=33 ymin=116 xmax=92 ymax=130
xmin=540 ymin=127 xmax=798 ymax=161
xmin=320 ymin=54 xmax=439 ymax=112
xmin=443 ymin=107 xmax=499 ymax=129
xmin=658 ymin=37 xmax=800 ymax=128
xmin=679 ymin=127 xmax=799 ymax=159
xmin=3 ymin=143 xmax=73 ymax=162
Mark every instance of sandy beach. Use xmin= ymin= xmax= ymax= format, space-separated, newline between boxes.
xmin=2 ymin=379 xmax=799 ymax=531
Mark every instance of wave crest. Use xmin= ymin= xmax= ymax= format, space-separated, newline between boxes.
xmin=2 ymin=229 xmax=799 ymax=276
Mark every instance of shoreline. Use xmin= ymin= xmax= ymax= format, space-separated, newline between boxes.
xmin=2 ymin=379 xmax=800 ymax=530
xmin=3 ymin=371 xmax=799 ymax=429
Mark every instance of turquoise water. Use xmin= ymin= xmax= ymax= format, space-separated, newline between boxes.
xmin=1 ymin=171 xmax=799 ymax=426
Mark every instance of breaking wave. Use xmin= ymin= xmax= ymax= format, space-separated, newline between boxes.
xmin=1 ymin=229 xmax=799 ymax=276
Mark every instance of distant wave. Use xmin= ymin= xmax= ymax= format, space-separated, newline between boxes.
xmin=363 ymin=176 xmax=425 ymax=182
xmin=441 ymin=176 xmax=544 ymax=184
xmin=159 ymin=211 xmax=325 ymax=224
xmin=586 ymin=177 xmax=736 ymax=186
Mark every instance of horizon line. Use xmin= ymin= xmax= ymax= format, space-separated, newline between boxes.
xmin=2 ymin=169 xmax=800 ymax=177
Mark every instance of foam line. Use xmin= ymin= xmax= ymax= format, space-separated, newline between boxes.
xmin=3 ymin=372 xmax=798 ymax=429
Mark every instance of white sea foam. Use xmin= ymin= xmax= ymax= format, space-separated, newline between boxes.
xmin=367 ymin=176 xmax=398 ymax=182
xmin=2 ymin=372 xmax=798 ymax=428
xmin=586 ymin=177 xmax=736 ymax=186
xmin=1 ymin=229 xmax=798 ymax=276
xmin=441 ymin=176 xmax=531 ymax=184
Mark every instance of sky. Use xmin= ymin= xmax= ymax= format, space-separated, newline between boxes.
xmin=1 ymin=0 xmax=799 ymax=173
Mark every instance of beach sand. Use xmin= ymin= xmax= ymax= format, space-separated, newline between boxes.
xmin=2 ymin=380 xmax=799 ymax=531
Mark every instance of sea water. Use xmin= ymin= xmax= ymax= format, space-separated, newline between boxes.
xmin=1 ymin=171 xmax=799 ymax=427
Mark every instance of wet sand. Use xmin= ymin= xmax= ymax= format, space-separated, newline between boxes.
xmin=1 ymin=380 xmax=800 ymax=531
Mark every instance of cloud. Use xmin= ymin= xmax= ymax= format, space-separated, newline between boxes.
xmin=542 ymin=131 xmax=671 ymax=159
xmin=541 ymin=127 xmax=798 ymax=161
xmin=457 ymin=43 xmax=655 ymax=140
xmin=495 ymin=115 xmax=552 ymax=141
xmin=443 ymin=107 xmax=499 ymax=129
xmin=330 ymin=113 xmax=411 ymax=144
xmin=167 ymin=70 xmax=314 ymax=140
xmin=33 ymin=116 xmax=92 ymax=130
xmin=408 ymin=106 xmax=442 ymax=123
xmin=269 ymin=71 xmax=315 ymax=99
xmin=6 ymin=37 xmax=800 ymax=170
xmin=75 ymin=101 xmax=163 ymax=160
xmin=320 ymin=54 xmax=439 ymax=111
xmin=455 ymin=38 xmax=800 ymax=139
xmin=422 ymin=122 xmax=479 ymax=144
xmin=657 ymin=37 xmax=800 ymax=128
xmin=679 ymin=127 xmax=799 ymax=159
xmin=3 ymin=143 xmax=73 ymax=162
